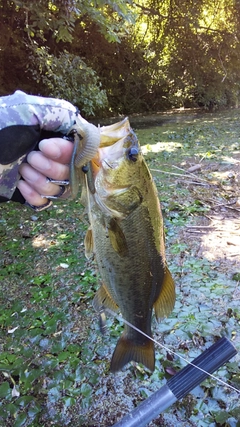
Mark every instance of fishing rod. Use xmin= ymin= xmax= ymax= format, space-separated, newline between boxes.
xmin=112 ymin=337 xmax=237 ymax=427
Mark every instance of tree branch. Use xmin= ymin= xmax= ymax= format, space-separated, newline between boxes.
xmin=133 ymin=2 xmax=168 ymax=18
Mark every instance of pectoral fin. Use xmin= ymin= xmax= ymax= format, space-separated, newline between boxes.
xmin=99 ymin=309 xmax=107 ymax=335
xmin=84 ymin=227 xmax=94 ymax=259
xmin=154 ymin=266 xmax=175 ymax=320
xmin=108 ymin=219 xmax=128 ymax=257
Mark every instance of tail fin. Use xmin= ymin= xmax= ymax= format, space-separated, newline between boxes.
xmin=110 ymin=334 xmax=155 ymax=373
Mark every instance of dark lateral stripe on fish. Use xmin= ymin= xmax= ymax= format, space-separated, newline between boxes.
xmin=110 ymin=334 xmax=155 ymax=373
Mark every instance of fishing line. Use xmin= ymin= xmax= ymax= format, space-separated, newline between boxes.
xmin=83 ymin=154 xmax=239 ymax=394
xmin=84 ymin=169 xmax=93 ymax=228
xmin=105 ymin=308 xmax=240 ymax=395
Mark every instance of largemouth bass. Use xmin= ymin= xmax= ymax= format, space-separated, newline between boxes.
xmin=83 ymin=119 xmax=175 ymax=372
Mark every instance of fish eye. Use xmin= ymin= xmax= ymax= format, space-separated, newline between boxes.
xmin=127 ymin=147 xmax=139 ymax=162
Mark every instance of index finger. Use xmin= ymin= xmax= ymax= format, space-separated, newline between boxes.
xmin=38 ymin=137 xmax=73 ymax=164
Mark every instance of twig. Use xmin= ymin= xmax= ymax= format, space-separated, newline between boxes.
xmin=171 ymin=164 xmax=209 ymax=183
xmin=151 ymin=168 xmax=188 ymax=177
xmin=151 ymin=166 xmax=211 ymax=185
xmin=177 ymin=180 xmax=209 ymax=186
xmin=186 ymin=230 xmax=211 ymax=233
xmin=211 ymin=202 xmax=240 ymax=212
xmin=151 ymin=169 xmax=205 ymax=181
xmin=227 ymin=241 xmax=237 ymax=246
xmin=213 ymin=201 xmax=238 ymax=207
xmin=200 ymin=198 xmax=240 ymax=212
xmin=186 ymin=225 xmax=215 ymax=229
xmin=187 ymin=164 xmax=202 ymax=173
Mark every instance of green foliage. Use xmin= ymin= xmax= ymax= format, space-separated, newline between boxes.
xmin=0 ymin=201 xmax=101 ymax=425
xmin=29 ymin=48 xmax=108 ymax=116
xmin=2 ymin=0 xmax=240 ymax=114
xmin=131 ymin=0 xmax=240 ymax=111
xmin=0 ymin=0 xmax=134 ymax=115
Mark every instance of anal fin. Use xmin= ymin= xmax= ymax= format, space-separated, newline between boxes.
xmin=93 ymin=283 xmax=118 ymax=313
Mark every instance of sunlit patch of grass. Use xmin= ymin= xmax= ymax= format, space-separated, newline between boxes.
xmin=141 ymin=141 xmax=183 ymax=155
xmin=136 ymin=110 xmax=240 ymax=170
xmin=32 ymin=235 xmax=56 ymax=248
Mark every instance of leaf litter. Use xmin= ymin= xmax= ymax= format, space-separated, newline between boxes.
xmin=0 ymin=108 xmax=239 ymax=426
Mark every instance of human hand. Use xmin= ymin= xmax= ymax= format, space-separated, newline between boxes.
xmin=0 ymin=90 xmax=100 ymax=209
xmin=17 ymin=137 xmax=73 ymax=210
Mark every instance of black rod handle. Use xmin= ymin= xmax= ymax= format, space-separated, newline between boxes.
xmin=167 ymin=337 xmax=237 ymax=399
xmin=113 ymin=337 xmax=237 ymax=427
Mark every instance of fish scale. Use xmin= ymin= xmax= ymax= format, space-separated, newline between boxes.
xmin=83 ymin=119 xmax=175 ymax=372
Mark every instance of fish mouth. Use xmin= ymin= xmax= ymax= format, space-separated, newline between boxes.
xmin=87 ymin=120 xmax=141 ymax=214
xmin=99 ymin=137 xmax=126 ymax=164
xmin=90 ymin=122 xmax=140 ymax=175
xmin=89 ymin=137 xmax=125 ymax=178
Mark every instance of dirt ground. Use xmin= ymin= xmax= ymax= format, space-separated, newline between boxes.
xmin=183 ymin=210 xmax=240 ymax=304
xmin=181 ymin=155 xmax=240 ymax=292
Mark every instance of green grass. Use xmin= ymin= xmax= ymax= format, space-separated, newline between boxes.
xmin=0 ymin=109 xmax=239 ymax=426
